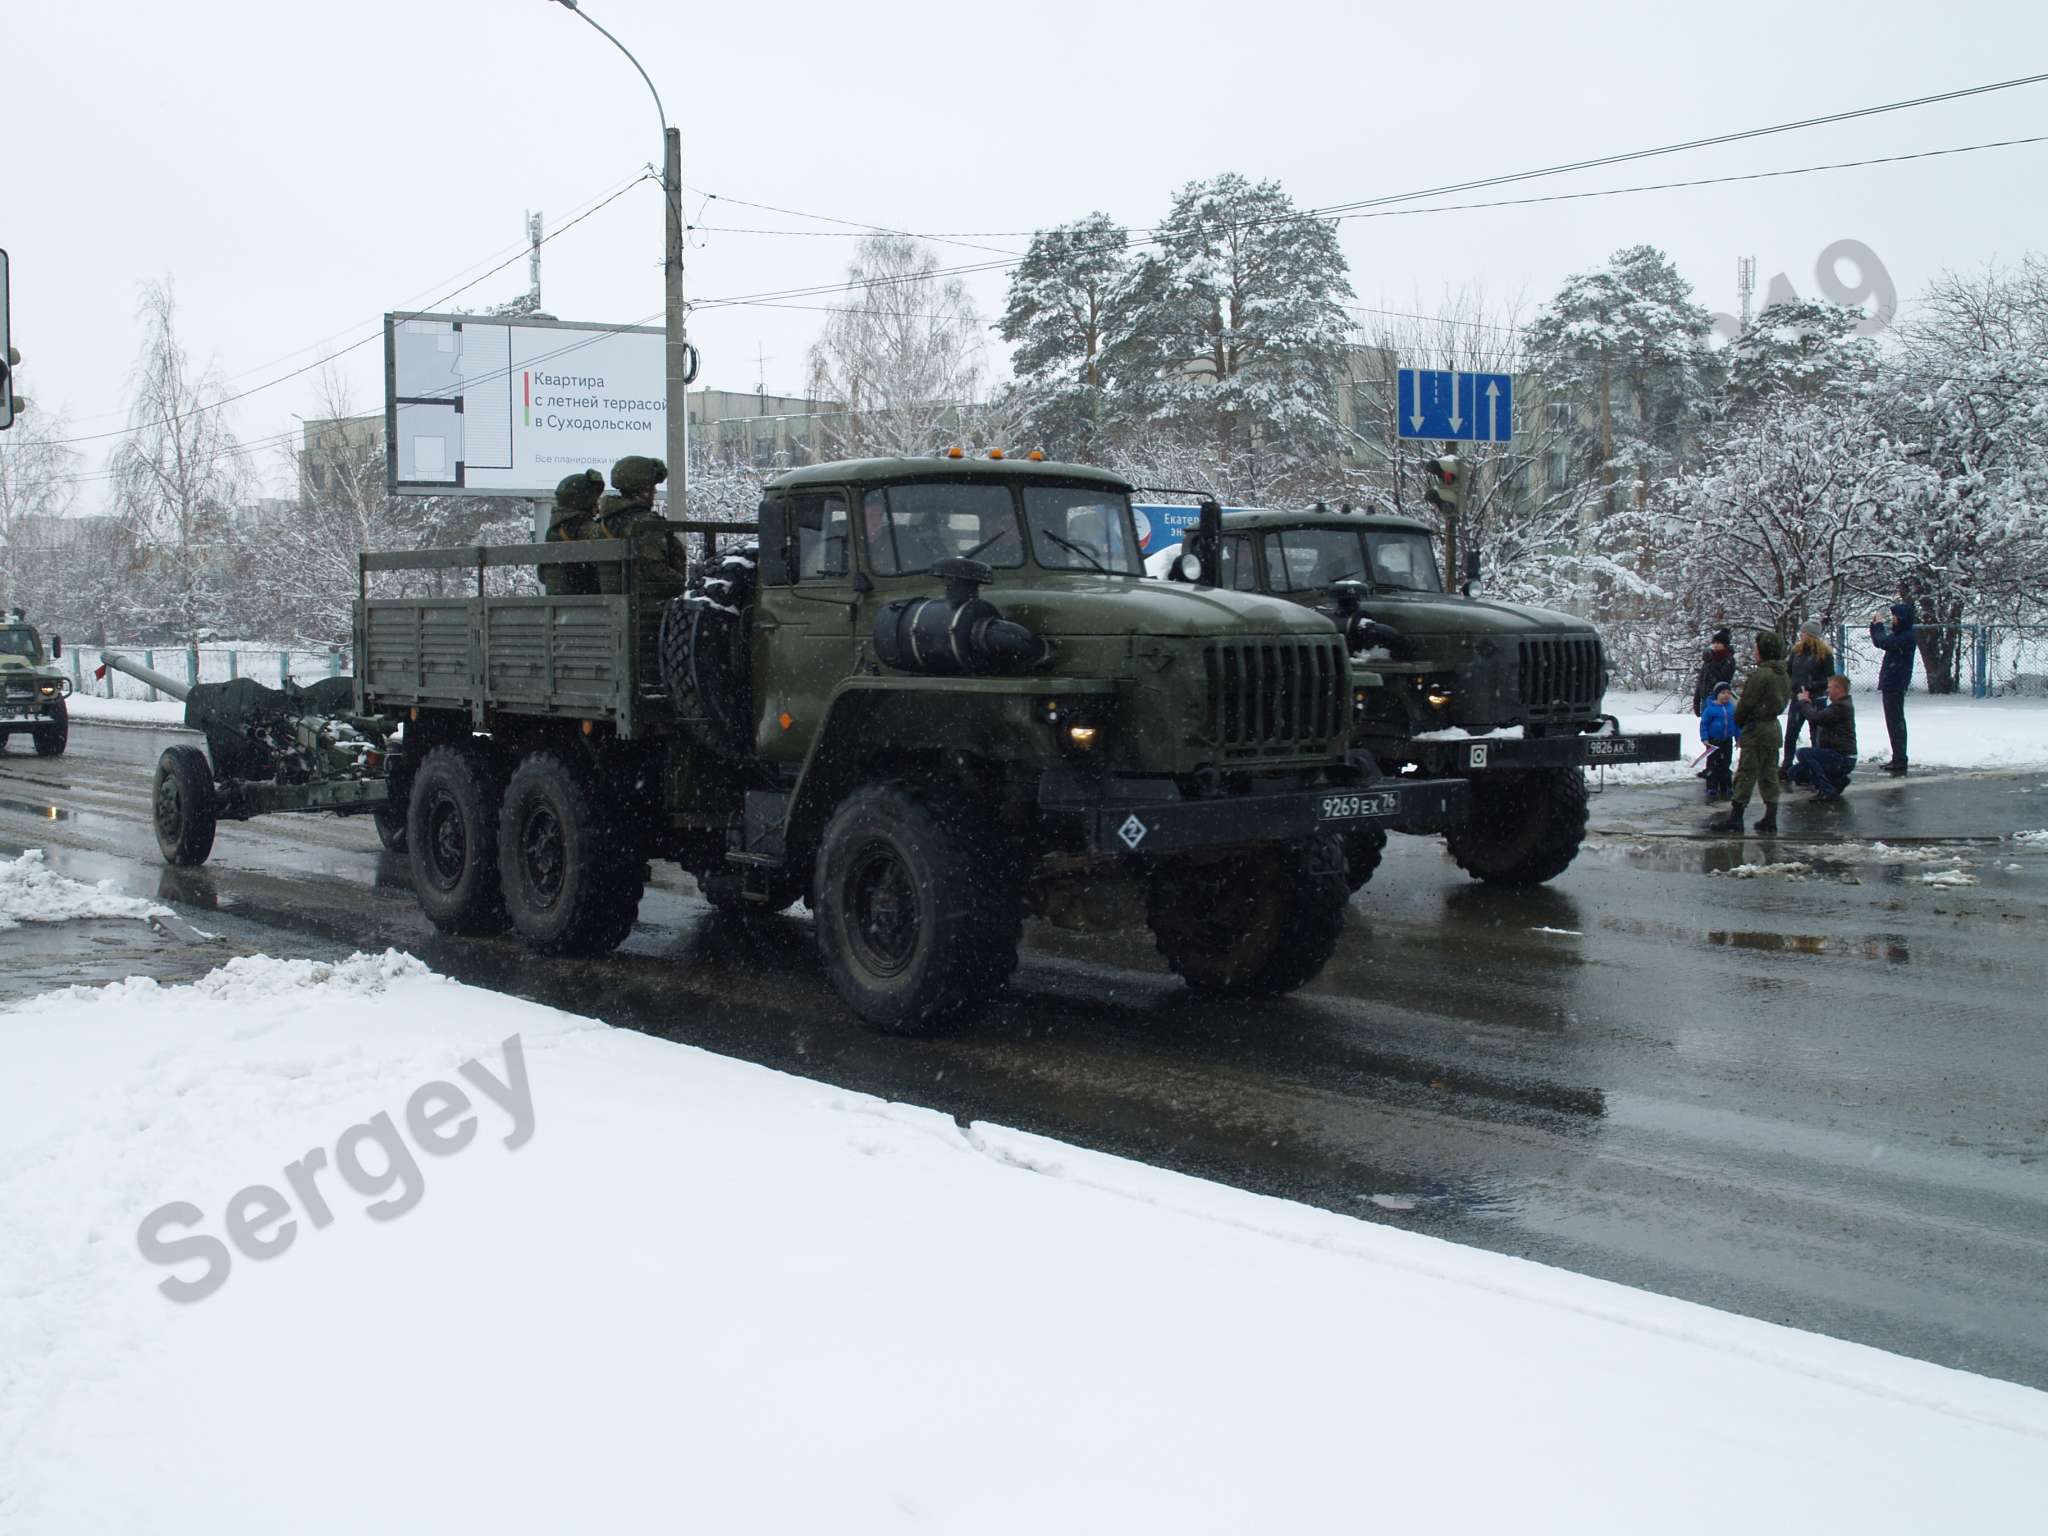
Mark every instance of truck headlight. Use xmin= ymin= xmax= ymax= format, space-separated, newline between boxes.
xmin=1066 ymin=725 xmax=1100 ymax=750
xmin=1426 ymin=688 xmax=1453 ymax=709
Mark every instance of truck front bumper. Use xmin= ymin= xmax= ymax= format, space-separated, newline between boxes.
xmin=1039 ymin=774 xmax=1469 ymax=859
xmin=1408 ymin=731 xmax=1681 ymax=775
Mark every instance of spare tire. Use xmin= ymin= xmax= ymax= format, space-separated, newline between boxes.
xmin=660 ymin=539 xmax=757 ymax=758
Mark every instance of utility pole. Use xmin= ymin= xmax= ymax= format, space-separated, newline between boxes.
xmin=664 ymin=126 xmax=689 ymax=514
xmin=550 ymin=2 xmax=689 ymax=516
xmin=527 ymin=211 xmax=544 ymax=312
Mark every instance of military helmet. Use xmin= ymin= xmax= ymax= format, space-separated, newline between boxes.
xmin=554 ymin=469 xmax=605 ymax=512
xmin=610 ymin=455 xmax=668 ymax=497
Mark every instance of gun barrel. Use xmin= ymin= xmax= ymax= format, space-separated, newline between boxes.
xmin=100 ymin=651 xmax=194 ymax=701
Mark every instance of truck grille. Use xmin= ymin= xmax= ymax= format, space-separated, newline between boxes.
xmin=1202 ymin=638 xmax=1347 ymax=758
xmin=1516 ymin=636 xmax=1603 ymax=718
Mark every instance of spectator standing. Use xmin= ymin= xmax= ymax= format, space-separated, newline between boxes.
xmin=1781 ymin=621 xmax=1834 ymax=771
xmin=1709 ymin=631 xmax=1791 ymax=835
xmin=1691 ymin=628 xmax=1736 ymax=716
xmin=1788 ymin=675 xmax=1858 ymax=799
xmin=1700 ymin=683 xmax=1737 ymax=802
xmin=1868 ymin=601 xmax=1917 ymax=774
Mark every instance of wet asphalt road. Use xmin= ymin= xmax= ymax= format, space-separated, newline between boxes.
xmin=6 ymin=721 xmax=2048 ymax=1388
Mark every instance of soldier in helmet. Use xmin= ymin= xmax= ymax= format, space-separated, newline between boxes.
xmin=541 ymin=469 xmax=606 ymax=595
xmin=589 ymin=455 xmax=678 ymax=595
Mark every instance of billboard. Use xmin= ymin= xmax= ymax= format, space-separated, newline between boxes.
xmin=384 ymin=311 xmax=664 ymax=498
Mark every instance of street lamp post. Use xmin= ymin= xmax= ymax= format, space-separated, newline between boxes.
xmin=549 ymin=1 xmax=689 ymax=516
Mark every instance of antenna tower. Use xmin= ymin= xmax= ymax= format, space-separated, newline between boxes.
xmin=1736 ymin=256 xmax=1757 ymax=330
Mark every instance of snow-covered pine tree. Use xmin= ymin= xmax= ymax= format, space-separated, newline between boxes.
xmin=1105 ymin=175 xmax=1354 ymax=485
xmin=997 ymin=213 xmax=1133 ymax=461
xmin=1725 ymin=299 xmax=1877 ymax=407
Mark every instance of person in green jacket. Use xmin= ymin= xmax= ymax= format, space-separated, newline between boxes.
xmin=541 ymin=469 xmax=606 ymax=595
xmin=1710 ymin=629 xmax=1792 ymax=834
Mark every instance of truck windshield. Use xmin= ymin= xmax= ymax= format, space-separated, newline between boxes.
xmin=1023 ymin=486 xmax=1142 ymax=575
xmin=1260 ymin=528 xmax=1368 ymax=592
xmin=863 ymin=483 xmax=1026 ymax=574
xmin=1366 ymin=530 xmax=1443 ymax=592
xmin=0 ymin=627 xmax=41 ymax=661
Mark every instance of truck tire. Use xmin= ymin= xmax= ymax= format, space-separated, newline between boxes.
xmin=407 ymin=745 xmax=511 ymax=936
xmin=1339 ymin=826 xmax=1386 ymax=893
xmin=660 ymin=541 xmax=757 ymax=758
xmin=814 ymin=782 xmax=1022 ymax=1035
xmin=373 ymin=800 xmax=409 ymax=853
xmin=1444 ymin=767 xmax=1588 ymax=886
xmin=32 ymin=699 xmax=69 ymax=757
xmin=152 ymin=744 xmax=218 ymax=867
xmin=497 ymin=751 xmax=645 ymax=955
xmin=1149 ymin=836 xmax=1349 ymax=997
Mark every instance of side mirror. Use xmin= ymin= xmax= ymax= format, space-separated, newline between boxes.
xmin=50 ymin=635 xmax=62 ymax=659
xmin=1464 ymin=549 xmax=1481 ymax=583
xmin=757 ymin=498 xmax=790 ymax=585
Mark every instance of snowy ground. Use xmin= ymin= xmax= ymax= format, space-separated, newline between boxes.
xmin=1598 ymin=690 xmax=2048 ymax=785
xmin=61 ymin=693 xmax=187 ymax=727
xmin=4 ymin=939 xmax=2044 ymax=1532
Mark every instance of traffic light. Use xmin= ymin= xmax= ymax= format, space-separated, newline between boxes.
xmin=0 ymin=247 xmax=13 ymax=431
xmin=1417 ymin=453 xmax=1460 ymax=520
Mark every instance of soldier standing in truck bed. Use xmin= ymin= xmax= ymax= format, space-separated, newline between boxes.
xmin=591 ymin=455 xmax=681 ymax=596
xmin=542 ymin=469 xmax=606 ymax=595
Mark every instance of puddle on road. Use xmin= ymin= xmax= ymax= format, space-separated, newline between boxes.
xmin=1708 ymin=930 xmax=1828 ymax=955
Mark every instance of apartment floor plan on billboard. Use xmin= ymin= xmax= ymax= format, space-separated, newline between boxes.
xmin=385 ymin=311 xmax=665 ymax=498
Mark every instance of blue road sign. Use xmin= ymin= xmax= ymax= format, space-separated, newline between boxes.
xmin=1395 ymin=368 xmax=1514 ymax=443
xmin=1132 ymin=503 xmax=1205 ymax=554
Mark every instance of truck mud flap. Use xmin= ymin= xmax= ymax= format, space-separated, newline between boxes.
xmin=1410 ymin=732 xmax=1682 ymax=774
xmin=1042 ymin=778 xmax=1468 ymax=859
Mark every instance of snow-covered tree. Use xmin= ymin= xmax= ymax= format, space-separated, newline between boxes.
xmin=0 ymin=412 xmax=80 ymax=619
xmin=1526 ymin=245 xmax=1722 ymax=519
xmin=1106 ymin=175 xmax=1354 ymax=477
xmin=1621 ymin=392 xmax=1932 ymax=646
xmin=1871 ymin=256 xmax=2048 ymax=689
xmin=1725 ymin=299 xmax=1876 ymax=406
xmin=807 ymin=235 xmax=987 ymax=458
xmin=109 ymin=281 xmax=247 ymax=647
xmin=997 ymin=213 xmax=1133 ymax=460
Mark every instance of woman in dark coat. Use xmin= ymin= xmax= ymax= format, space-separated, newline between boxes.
xmin=1781 ymin=621 xmax=1834 ymax=770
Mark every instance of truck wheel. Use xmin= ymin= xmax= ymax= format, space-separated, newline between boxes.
xmin=407 ymin=745 xmax=511 ymax=936
xmin=814 ymin=783 xmax=1021 ymax=1035
xmin=373 ymin=800 xmax=409 ymax=853
xmin=1340 ymin=826 xmax=1386 ymax=893
xmin=32 ymin=699 xmax=69 ymax=757
xmin=1149 ymin=836 xmax=1349 ymax=997
xmin=153 ymin=745 xmax=218 ymax=867
xmin=660 ymin=540 xmax=758 ymax=758
xmin=497 ymin=751 xmax=645 ymax=955
xmin=1444 ymin=767 xmax=1588 ymax=886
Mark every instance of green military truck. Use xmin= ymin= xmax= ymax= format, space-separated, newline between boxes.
xmin=350 ymin=456 xmax=1465 ymax=1035
xmin=0 ymin=613 xmax=71 ymax=757
xmin=1166 ymin=503 xmax=1677 ymax=888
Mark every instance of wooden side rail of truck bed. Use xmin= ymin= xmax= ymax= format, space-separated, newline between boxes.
xmin=352 ymin=524 xmax=754 ymax=738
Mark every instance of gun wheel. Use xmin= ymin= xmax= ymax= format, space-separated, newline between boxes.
xmin=152 ymin=745 xmax=217 ymax=867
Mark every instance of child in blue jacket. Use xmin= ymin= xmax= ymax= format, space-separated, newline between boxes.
xmin=1700 ymin=684 xmax=1736 ymax=801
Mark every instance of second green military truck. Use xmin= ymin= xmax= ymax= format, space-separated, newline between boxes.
xmin=1159 ymin=502 xmax=1677 ymax=888
xmin=328 ymin=455 xmax=1464 ymax=1035
xmin=0 ymin=612 xmax=71 ymax=757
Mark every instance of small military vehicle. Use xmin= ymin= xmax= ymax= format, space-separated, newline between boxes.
xmin=265 ymin=455 xmax=1465 ymax=1036
xmin=1161 ymin=503 xmax=1678 ymax=888
xmin=0 ymin=614 xmax=72 ymax=757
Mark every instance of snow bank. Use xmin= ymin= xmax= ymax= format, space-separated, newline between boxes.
xmin=0 ymin=848 xmax=171 ymax=930
xmin=3 ymin=955 xmax=2043 ymax=1533
xmin=63 ymin=693 xmax=186 ymax=726
xmin=1599 ymin=690 xmax=2048 ymax=784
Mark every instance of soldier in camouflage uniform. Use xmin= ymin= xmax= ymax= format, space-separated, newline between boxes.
xmin=541 ymin=469 xmax=606 ymax=595
xmin=1709 ymin=630 xmax=1792 ymax=836
xmin=590 ymin=455 xmax=680 ymax=596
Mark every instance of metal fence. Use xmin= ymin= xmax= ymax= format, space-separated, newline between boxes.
xmin=65 ymin=645 xmax=350 ymax=703
xmin=1829 ymin=624 xmax=2048 ymax=699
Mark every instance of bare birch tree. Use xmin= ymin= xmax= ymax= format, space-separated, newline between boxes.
xmin=0 ymin=413 xmax=80 ymax=618
xmin=109 ymin=281 xmax=246 ymax=646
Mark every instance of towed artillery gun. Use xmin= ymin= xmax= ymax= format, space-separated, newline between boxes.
xmin=99 ymin=652 xmax=400 ymax=865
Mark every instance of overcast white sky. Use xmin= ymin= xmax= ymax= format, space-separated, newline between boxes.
xmin=7 ymin=0 xmax=2047 ymax=509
